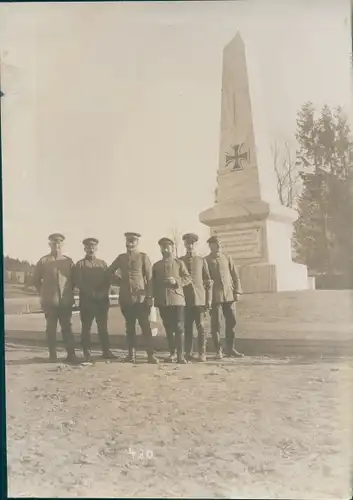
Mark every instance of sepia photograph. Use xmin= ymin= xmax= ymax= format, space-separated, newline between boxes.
xmin=1 ymin=0 xmax=353 ymax=498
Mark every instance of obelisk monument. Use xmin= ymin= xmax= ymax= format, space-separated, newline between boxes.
xmin=199 ymin=33 xmax=308 ymax=293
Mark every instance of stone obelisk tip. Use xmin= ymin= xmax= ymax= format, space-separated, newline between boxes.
xmin=223 ymin=31 xmax=244 ymax=52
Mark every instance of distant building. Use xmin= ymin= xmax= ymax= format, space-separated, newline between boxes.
xmin=4 ymin=270 xmax=27 ymax=284
xmin=4 ymin=270 xmax=12 ymax=282
xmin=11 ymin=271 xmax=25 ymax=284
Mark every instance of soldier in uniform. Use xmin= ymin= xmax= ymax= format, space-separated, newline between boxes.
xmin=152 ymin=237 xmax=192 ymax=364
xmin=74 ymin=238 xmax=116 ymax=362
xmin=32 ymin=233 xmax=79 ymax=364
xmin=206 ymin=235 xmax=244 ymax=359
xmin=108 ymin=232 xmax=159 ymax=364
xmin=180 ymin=233 xmax=213 ymax=362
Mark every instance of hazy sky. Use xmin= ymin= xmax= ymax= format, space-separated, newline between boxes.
xmin=1 ymin=0 xmax=352 ymax=264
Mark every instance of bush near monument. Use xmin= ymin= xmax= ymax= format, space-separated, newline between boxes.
xmin=290 ymin=103 xmax=353 ymax=286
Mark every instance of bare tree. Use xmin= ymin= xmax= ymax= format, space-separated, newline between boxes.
xmin=272 ymin=141 xmax=302 ymax=208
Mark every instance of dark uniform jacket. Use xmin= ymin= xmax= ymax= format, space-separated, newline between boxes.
xmin=180 ymin=254 xmax=213 ymax=307
xmin=32 ymin=254 xmax=75 ymax=309
xmin=152 ymin=257 xmax=192 ymax=307
xmin=109 ymin=251 xmax=153 ymax=307
xmin=206 ymin=253 xmax=242 ymax=304
xmin=74 ymin=257 xmax=110 ymax=303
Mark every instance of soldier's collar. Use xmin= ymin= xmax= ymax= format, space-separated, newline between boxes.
xmin=50 ymin=251 xmax=62 ymax=259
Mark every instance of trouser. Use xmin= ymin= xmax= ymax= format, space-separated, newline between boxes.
xmin=44 ymin=305 xmax=75 ymax=356
xmin=184 ymin=306 xmax=207 ymax=356
xmin=158 ymin=306 xmax=185 ymax=356
xmin=120 ymin=302 xmax=155 ymax=355
xmin=80 ymin=299 xmax=110 ymax=352
xmin=210 ymin=301 xmax=237 ymax=352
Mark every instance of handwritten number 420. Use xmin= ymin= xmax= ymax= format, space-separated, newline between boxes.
xmin=128 ymin=448 xmax=154 ymax=460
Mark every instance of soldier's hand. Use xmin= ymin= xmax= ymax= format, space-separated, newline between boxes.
xmin=165 ymin=277 xmax=177 ymax=286
xmin=234 ymin=293 xmax=241 ymax=302
xmin=145 ymin=297 xmax=153 ymax=307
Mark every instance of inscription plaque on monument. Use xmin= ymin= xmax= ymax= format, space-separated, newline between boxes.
xmin=212 ymin=227 xmax=261 ymax=260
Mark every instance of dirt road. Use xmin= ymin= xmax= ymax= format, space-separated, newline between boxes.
xmin=5 ymin=344 xmax=353 ymax=498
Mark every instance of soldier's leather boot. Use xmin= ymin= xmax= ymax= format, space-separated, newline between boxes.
xmin=226 ymin=348 xmax=244 ymax=358
xmin=124 ymin=348 xmax=136 ymax=363
xmin=165 ymin=352 xmax=177 ymax=363
xmin=212 ymin=332 xmax=223 ymax=359
xmin=185 ymin=353 xmax=197 ymax=362
xmin=147 ymin=353 xmax=159 ymax=364
xmin=102 ymin=349 xmax=117 ymax=360
xmin=198 ymin=334 xmax=207 ymax=362
xmin=177 ymin=354 xmax=187 ymax=364
xmin=48 ymin=345 xmax=57 ymax=363
xmin=65 ymin=351 xmax=81 ymax=365
xmin=47 ymin=333 xmax=57 ymax=362
xmin=215 ymin=348 xmax=223 ymax=360
xmin=83 ymin=349 xmax=94 ymax=362
xmin=49 ymin=352 xmax=57 ymax=363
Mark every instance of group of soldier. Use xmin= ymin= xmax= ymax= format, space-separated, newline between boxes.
xmin=32 ymin=231 xmax=244 ymax=365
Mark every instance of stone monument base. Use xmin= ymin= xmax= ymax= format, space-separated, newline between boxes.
xmin=200 ymin=200 xmax=309 ymax=294
xmin=238 ymin=261 xmax=309 ymax=294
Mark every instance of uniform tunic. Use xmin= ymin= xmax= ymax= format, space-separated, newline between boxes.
xmin=74 ymin=257 xmax=110 ymax=303
xmin=205 ymin=253 xmax=242 ymax=304
xmin=109 ymin=251 xmax=153 ymax=307
xmin=180 ymin=254 xmax=213 ymax=306
xmin=32 ymin=253 xmax=75 ymax=309
xmin=152 ymin=257 xmax=191 ymax=307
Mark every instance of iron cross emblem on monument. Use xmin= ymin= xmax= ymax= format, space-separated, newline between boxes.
xmin=225 ymin=143 xmax=250 ymax=171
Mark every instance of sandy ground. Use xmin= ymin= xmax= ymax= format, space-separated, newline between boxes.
xmin=5 ymin=344 xmax=353 ymax=499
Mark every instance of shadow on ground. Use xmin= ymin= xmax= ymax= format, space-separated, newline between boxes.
xmin=5 ymin=352 xmax=349 ymax=367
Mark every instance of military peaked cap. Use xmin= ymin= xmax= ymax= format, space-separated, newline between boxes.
xmin=48 ymin=233 xmax=65 ymax=242
xmin=182 ymin=233 xmax=199 ymax=243
xmin=207 ymin=235 xmax=221 ymax=244
xmin=83 ymin=237 xmax=99 ymax=246
xmin=158 ymin=237 xmax=174 ymax=246
xmin=124 ymin=232 xmax=141 ymax=239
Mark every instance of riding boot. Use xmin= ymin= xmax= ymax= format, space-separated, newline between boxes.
xmin=64 ymin=338 xmax=80 ymax=363
xmin=147 ymin=353 xmax=159 ymax=364
xmin=165 ymin=352 xmax=177 ymax=362
xmin=47 ymin=330 xmax=57 ymax=362
xmin=175 ymin=331 xmax=186 ymax=364
xmin=124 ymin=347 xmax=136 ymax=363
xmin=83 ymin=348 xmax=93 ymax=362
xmin=165 ymin=328 xmax=176 ymax=357
xmin=212 ymin=331 xmax=223 ymax=359
xmin=184 ymin=328 xmax=193 ymax=360
xmin=62 ymin=327 xmax=79 ymax=363
xmin=65 ymin=350 xmax=81 ymax=365
xmin=144 ymin=333 xmax=159 ymax=364
xmin=198 ymin=332 xmax=207 ymax=362
xmin=224 ymin=330 xmax=243 ymax=357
